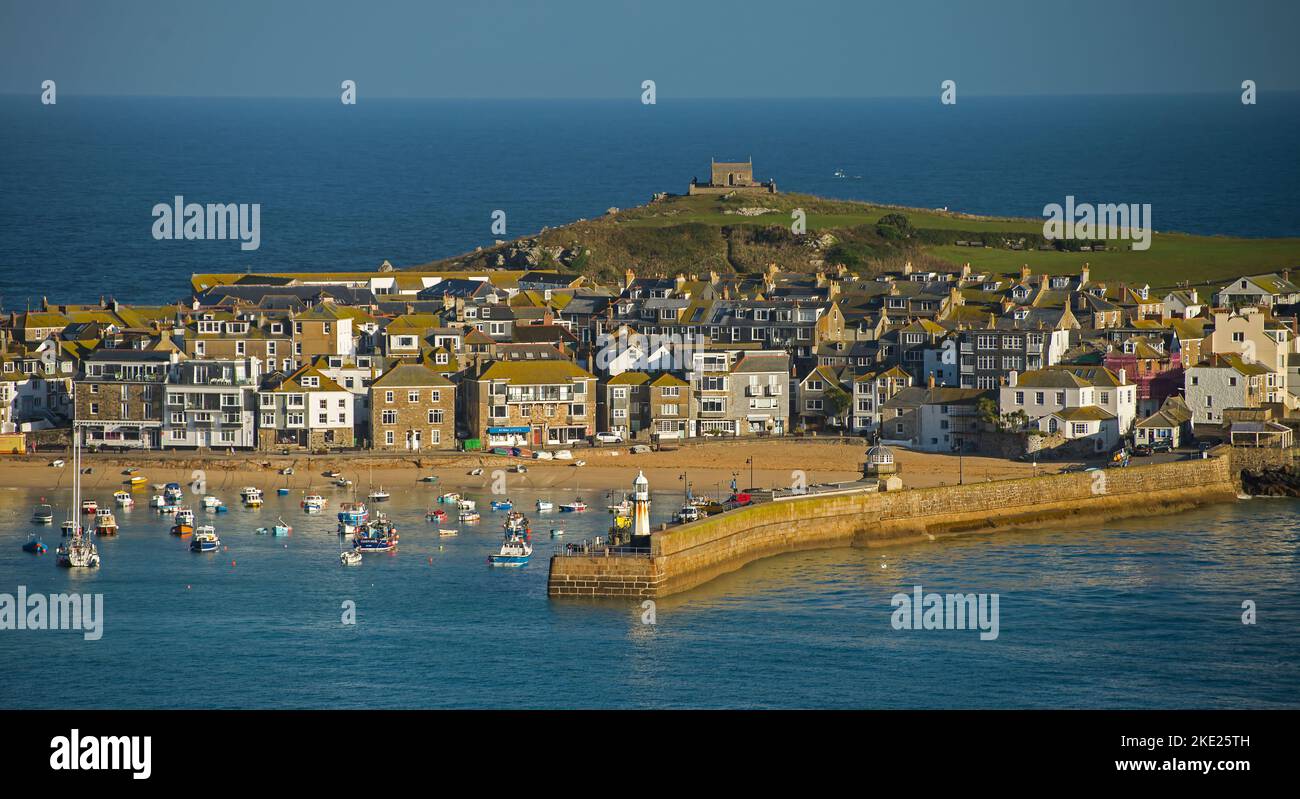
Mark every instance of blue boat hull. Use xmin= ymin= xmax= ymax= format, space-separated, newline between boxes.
xmin=488 ymin=554 xmax=530 ymax=566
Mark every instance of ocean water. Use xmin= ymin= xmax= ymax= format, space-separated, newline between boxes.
xmin=0 ymin=481 xmax=1297 ymax=709
xmin=2 ymin=94 xmax=1299 ymax=308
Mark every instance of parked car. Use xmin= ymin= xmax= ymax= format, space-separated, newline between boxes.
xmin=1132 ymin=444 xmax=1152 ymax=457
xmin=593 ymin=432 xmax=624 ymax=444
xmin=1150 ymin=440 xmax=1173 ymax=453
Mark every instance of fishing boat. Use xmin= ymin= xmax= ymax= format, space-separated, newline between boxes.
xmin=535 ymin=499 xmax=554 ymax=512
xmin=158 ymin=502 xmax=180 ymax=515
xmin=340 ymin=549 xmax=362 ymax=565
xmin=418 ymin=475 xmax=439 ymax=484
xmin=438 ymin=492 xmax=461 ymax=504
xmin=559 ymin=500 xmax=588 ymax=513
xmin=190 ymin=526 xmax=220 ymax=553
xmin=607 ymin=499 xmax=631 ymax=515
xmin=94 ymin=508 xmax=119 ymax=536
xmin=170 ymin=519 xmax=193 ymax=536
xmin=201 ymin=495 xmax=224 ymax=511
xmin=176 ymin=507 xmax=195 ymax=527
xmin=163 ymin=482 xmax=184 ymax=502
xmin=257 ymin=518 xmax=292 ymax=536
xmin=302 ymin=494 xmax=327 ymax=512
xmin=56 ymin=418 xmax=100 ymax=569
xmin=457 ymin=498 xmax=476 ymax=512
xmin=458 ymin=509 xmax=481 ymax=523
xmin=150 ymin=494 xmax=169 ymax=508
xmin=61 ymin=520 xmax=80 ymax=538
xmin=80 ymin=499 xmax=98 ymax=515
xmin=437 ymin=528 xmax=459 ymax=537
xmin=490 ymin=499 xmax=513 ymax=511
xmin=487 ymin=534 xmax=532 ymax=567
xmin=241 ymin=486 xmax=264 ymax=507
xmin=337 ymin=502 xmax=369 ymax=535
xmin=426 ymin=508 xmax=447 ymax=522
xmin=674 ymin=504 xmax=700 ymax=523
xmin=368 ymin=486 xmax=390 ymax=502
xmin=32 ymin=504 xmax=54 ymax=524
xmin=503 ymin=511 xmax=530 ymax=534
xmin=22 ymin=534 xmax=48 ymax=554
xmin=113 ymin=490 xmax=135 ymax=507
xmin=353 ymin=518 xmax=398 ymax=553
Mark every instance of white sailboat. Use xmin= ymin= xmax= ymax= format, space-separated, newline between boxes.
xmin=56 ymin=410 xmax=100 ymax=569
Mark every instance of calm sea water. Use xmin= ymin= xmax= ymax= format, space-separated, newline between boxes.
xmin=2 ymin=94 xmax=1299 ymax=308
xmin=0 ymin=479 xmax=1297 ymax=709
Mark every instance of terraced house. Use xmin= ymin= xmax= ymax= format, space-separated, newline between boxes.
xmin=257 ymin=364 xmax=354 ymax=451
xmin=648 ymin=373 xmax=691 ymax=441
xmin=687 ymin=348 xmax=790 ymax=437
xmin=74 ymin=349 xmax=177 ymax=449
xmin=465 ymin=360 xmax=596 ymax=448
xmin=163 ymin=357 xmax=261 ymax=449
xmin=368 ymin=363 xmax=455 ymax=451
xmin=185 ymin=310 xmax=295 ymax=373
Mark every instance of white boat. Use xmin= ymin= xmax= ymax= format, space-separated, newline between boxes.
xmin=368 ymin=486 xmax=390 ymax=502
xmin=438 ymin=492 xmax=461 ymax=504
xmin=337 ymin=502 xmax=369 ymax=535
xmin=554 ymin=449 xmax=573 ymax=460
xmin=33 ymin=504 xmax=54 ymax=524
xmin=340 ymin=550 xmax=362 ymax=565
xmin=607 ymin=499 xmax=631 ymax=514
xmin=176 ymin=507 xmax=195 ymax=526
xmin=56 ymin=406 xmax=100 ymax=569
xmin=559 ymin=501 xmax=588 ymax=513
xmin=150 ymin=494 xmax=168 ymax=508
xmin=437 ymin=528 xmax=459 ymax=537
xmin=80 ymin=499 xmax=98 ymax=515
xmin=201 ymin=495 xmax=224 ymax=510
xmin=487 ymin=534 xmax=532 ymax=567
xmin=675 ymin=504 xmax=700 ymax=523
xmin=334 ymin=478 xmax=352 ymax=488
xmin=302 ymin=494 xmax=327 ymax=512
xmin=113 ymin=490 xmax=135 ymax=507
xmin=459 ymin=510 xmax=481 ymax=523
xmin=241 ymin=486 xmax=264 ymax=506
xmin=535 ymin=500 xmax=554 ymax=511
xmin=550 ymin=528 xmax=565 ymax=538
xmin=190 ymin=526 xmax=220 ymax=552
xmin=94 ymin=508 xmax=118 ymax=536
xmin=457 ymin=498 xmax=476 ymax=511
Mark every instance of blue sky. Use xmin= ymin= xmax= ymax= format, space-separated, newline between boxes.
xmin=2 ymin=0 xmax=1297 ymax=98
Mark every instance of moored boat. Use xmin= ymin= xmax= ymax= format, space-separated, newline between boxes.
xmin=113 ymin=490 xmax=135 ymax=507
xmin=201 ymin=495 xmax=224 ymax=510
xmin=437 ymin=528 xmax=459 ymax=537
xmin=190 ymin=526 xmax=220 ymax=552
xmin=22 ymin=534 xmax=48 ymax=554
xmin=176 ymin=507 xmax=195 ymax=527
xmin=240 ymin=486 xmax=264 ymax=507
xmin=80 ymin=499 xmax=98 ymax=515
xmin=458 ymin=509 xmax=481 ymax=523
xmin=163 ymin=482 xmax=184 ymax=502
xmin=559 ymin=500 xmax=588 ymax=513
xmin=56 ymin=415 xmax=100 ymax=569
xmin=150 ymin=494 xmax=168 ymax=508
xmin=353 ymin=518 xmax=398 ymax=553
xmin=33 ymin=504 xmax=54 ymax=524
xmin=340 ymin=549 xmax=362 ymax=565
xmin=535 ymin=499 xmax=554 ymax=512
xmin=337 ymin=502 xmax=369 ymax=535
xmin=438 ymin=492 xmax=460 ymax=504
xmin=550 ymin=528 xmax=565 ymax=538
xmin=302 ymin=494 xmax=327 ymax=512
xmin=426 ymin=508 xmax=448 ymax=522
xmin=368 ymin=486 xmax=390 ymax=502
xmin=94 ymin=508 xmax=119 ymax=536
xmin=490 ymin=499 xmax=513 ymax=511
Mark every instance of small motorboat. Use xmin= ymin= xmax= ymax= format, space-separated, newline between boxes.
xmin=158 ymin=503 xmax=180 ymax=515
xmin=22 ymin=534 xmax=48 ymax=554
xmin=418 ymin=475 xmax=439 ymax=484
xmin=240 ymin=486 xmax=264 ymax=507
xmin=509 ymin=464 xmax=527 ymax=474
xmin=559 ymin=501 xmax=588 ymax=513
xmin=94 ymin=508 xmax=119 ymax=536
xmin=437 ymin=528 xmax=459 ymax=537
xmin=535 ymin=499 xmax=554 ymax=512
xmin=426 ymin=508 xmax=448 ymax=522
xmin=469 ymin=468 xmax=484 ymax=476
xmin=163 ymin=482 xmax=184 ymax=502
xmin=150 ymin=494 xmax=168 ymax=508
xmin=607 ymin=499 xmax=632 ymax=514
xmin=113 ymin=490 xmax=135 ymax=507
xmin=176 ymin=507 xmax=195 ymax=527
xmin=353 ymin=519 xmax=398 ymax=553
xmin=340 ymin=550 xmax=362 ymax=565
xmin=503 ymin=511 xmax=530 ymax=534
xmin=202 ymin=495 xmax=225 ymax=511
xmin=32 ymin=504 xmax=54 ymax=524
xmin=128 ymin=475 xmax=148 ymax=487
xmin=459 ymin=509 xmax=481 ymax=523
xmin=302 ymin=494 xmax=327 ymax=512
xmin=337 ymin=502 xmax=369 ymax=535
xmin=80 ymin=499 xmax=98 ymax=515
xmin=490 ymin=499 xmax=513 ymax=511
xmin=550 ymin=528 xmax=565 ymax=538
xmin=277 ymin=487 xmax=291 ymax=496
xmin=50 ymin=459 xmax=64 ymax=468
xmin=368 ymin=486 xmax=390 ymax=502
xmin=190 ymin=526 xmax=220 ymax=552
xmin=170 ymin=521 xmax=193 ymax=536
xmin=438 ymin=492 xmax=461 ymax=504
xmin=487 ymin=534 xmax=533 ymax=567
xmin=325 ymin=470 xmax=342 ymax=479
xmin=457 ymin=498 xmax=476 ymax=511
xmin=334 ymin=478 xmax=352 ymax=488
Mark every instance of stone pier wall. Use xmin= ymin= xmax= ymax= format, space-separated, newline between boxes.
xmin=547 ymin=456 xmax=1238 ymax=599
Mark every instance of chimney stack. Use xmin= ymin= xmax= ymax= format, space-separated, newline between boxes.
xmin=1008 ymin=370 xmax=1018 ymax=387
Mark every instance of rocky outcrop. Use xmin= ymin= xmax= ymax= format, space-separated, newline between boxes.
xmin=1240 ymin=466 xmax=1300 ymax=497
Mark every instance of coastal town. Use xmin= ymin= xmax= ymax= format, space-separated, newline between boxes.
xmin=1 ymin=248 xmax=1298 ymax=465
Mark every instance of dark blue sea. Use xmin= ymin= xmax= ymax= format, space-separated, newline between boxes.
xmin=2 ymin=94 xmax=1300 ymax=308
xmin=1 ymin=483 xmax=1297 ymax=709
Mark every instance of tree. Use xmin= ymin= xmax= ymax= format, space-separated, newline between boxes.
xmin=823 ymin=385 xmax=852 ymax=426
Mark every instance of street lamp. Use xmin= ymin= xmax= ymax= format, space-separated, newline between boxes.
xmin=745 ymin=456 xmax=755 ymax=490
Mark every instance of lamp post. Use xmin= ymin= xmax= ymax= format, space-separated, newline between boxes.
xmin=745 ymin=456 xmax=755 ymax=490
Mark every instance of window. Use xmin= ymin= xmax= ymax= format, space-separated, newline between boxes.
xmin=385 ymin=391 xmax=394 ymax=403
xmin=382 ymin=410 xmax=397 ymax=425
xmin=385 ymin=431 xmax=394 ymax=445
xmin=428 ymin=409 xmax=443 ymax=424
xmin=1014 ymin=391 xmax=1024 ymax=405
xmin=570 ymin=404 xmax=585 ymax=417
xmin=408 ymin=391 xmax=419 ymax=403
xmin=260 ymin=413 xmax=274 ymax=427
xmin=430 ymin=390 xmax=440 ymax=403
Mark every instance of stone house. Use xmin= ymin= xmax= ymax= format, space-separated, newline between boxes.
xmin=465 ymin=359 xmax=597 ymax=448
xmin=74 ymin=349 xmax=177 ymax=449
xmin=647 ymin=373 xmax=691 ymax=441
xmin=368 ymin=363 xmax=456 ymax=451
xmin=598 ymin=371 xmax=650 ymax=437
xmin=1184 ymin=354 xmax=1268 ymax=425
xmin=257 ymin=364 xmax=354 ymax=451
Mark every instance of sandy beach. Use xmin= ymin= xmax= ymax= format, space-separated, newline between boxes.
xmin=0 ymin=439 xmax=1075 ymax=500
